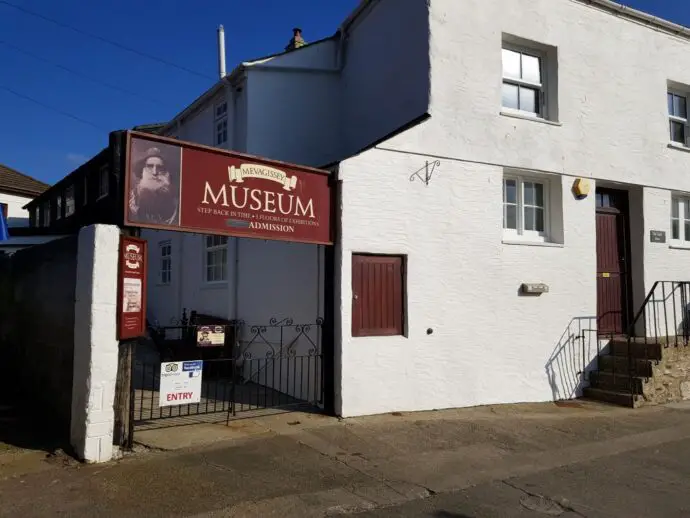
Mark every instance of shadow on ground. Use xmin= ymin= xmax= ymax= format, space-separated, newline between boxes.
xmin=0 ymin=399 xmax=73 ymax=456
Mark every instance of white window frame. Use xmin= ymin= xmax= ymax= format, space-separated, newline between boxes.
xmin=671 ymin=196 xmax=690 ymax=245
xmin=42 ymin=201 xmax=50 ymax=226
xmin=668 ymin=90 xmax=689 ymax=147
xmin=502 ymin=44 xmax=546 ymax=119
xmin=204 ymin=235 xmax=228 ymax=283
xmin=159 ymin=241 xmax=172 ymax=285
xmin=65 ymin=185 xmax=75 ymax=217
xmin=214 ymin=100 xmax=228 ymax=146
xmin=55 ymin=194 xmax=63 ymax=220
xmin=98 ymin=165 xmax=109 ymax=199
xmin=503 ymin=175 xmax=550 ymax=242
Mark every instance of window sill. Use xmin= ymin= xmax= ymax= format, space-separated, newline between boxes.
xmin=500 ymin=110 xmax=562 ymax=127
xmin=668 ymin=142 xmax=690 ymax=154
xmin=201 ymin=281 xmax=228 ymax=290
xmin=502 ymin=239 xmax=564 ymax=248
xmin=669 ymin=243 xmax=690 ymax=250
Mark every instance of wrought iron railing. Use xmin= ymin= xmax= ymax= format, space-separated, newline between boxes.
xmin=605 ymin=281 xmax=690 ymax=401
xmin=132 ymin=316 xmax=324 ymax=429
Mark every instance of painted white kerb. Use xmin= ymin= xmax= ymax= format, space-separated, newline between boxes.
xmin=70 ymin=224 xmax=120 ymax=463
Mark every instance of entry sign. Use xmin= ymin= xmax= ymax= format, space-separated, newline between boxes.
xmin=159 ymin=361 xmax=203 ymax=407
xmin=117 ymin=236 xmax=147 ymax=340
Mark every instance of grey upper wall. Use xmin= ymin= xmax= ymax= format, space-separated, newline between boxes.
xmin=163 ymin=0 xmax=431 ymax=169
xmin=341 ymin=0 xmax=431 ymax=157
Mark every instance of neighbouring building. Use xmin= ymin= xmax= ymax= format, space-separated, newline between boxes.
xmin=27 ymin=0 xmax=690 ymax=419
xmin=0 ymin=161 xmax=58 ymax=254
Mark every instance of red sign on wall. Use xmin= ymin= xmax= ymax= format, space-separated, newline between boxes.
xmin=123 ymin=132 xmax=333 ymax=245
xmin=118 ymin=235 xmax=147 ymax=340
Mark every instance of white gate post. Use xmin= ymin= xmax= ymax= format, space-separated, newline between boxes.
xmin=70 ymin=224 xmax=120 ymax=463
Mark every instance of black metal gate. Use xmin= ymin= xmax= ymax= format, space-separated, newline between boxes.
xmin=130 ymin=316 xmax=324 ymax=434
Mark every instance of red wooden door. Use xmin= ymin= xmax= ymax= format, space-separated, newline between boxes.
xmin=596 ymin=189 xmax=631 ymax=335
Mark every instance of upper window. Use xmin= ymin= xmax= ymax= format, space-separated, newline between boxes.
xmin=0 ymin=203 xmax=7 ymax=220
xmin=215 ymin=101 xmax=227 ymax=119
xmin=55 ymin=195 xmax=63 ymax=220
xmin=160 ymin=241 xmax=172 ymax=284
xmin=215 ymin=100 xmax=228 ymax=146
xmin=98 ymin=166 xmax=109 ymax=199
xmin=671 ymin=196 xmax=690 ymax=243
xmin=503 ymin=175 xmax=548 ymax=241
xmin=216 ymin=119 xmax=228 ymax=146
xmin=65 ymin=185 xmax=75 ymax=217
xmin=668 ymin=91 xmax=688 ymax=146
xmin=42 ymin=201 xmax=50 ymax=226
xmin=502 ymin=47 xmax=544 ymax=118
xmin=204 ymin=235 xmax=228 ymax=283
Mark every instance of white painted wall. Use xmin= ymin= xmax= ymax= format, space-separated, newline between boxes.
xmin=71 ymin=224 xmax=119 ymax=463
xmin=337 ymin=147 xmax=597 ymax=416
xmin=0 ymin=191 xmax=34 ymax=227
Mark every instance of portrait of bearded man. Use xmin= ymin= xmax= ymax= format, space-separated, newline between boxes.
xmin=128 ymin=143 xmax=180 ymax=226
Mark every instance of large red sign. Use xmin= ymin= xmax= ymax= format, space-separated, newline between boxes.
xmin=117 ymin=235 xmax=147 ymax=340
xmin=123 ymin=132 xmax=333 ymax=245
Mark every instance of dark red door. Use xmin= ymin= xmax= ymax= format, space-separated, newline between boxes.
xmin=596 ymin=189 xmax=631 ymax=335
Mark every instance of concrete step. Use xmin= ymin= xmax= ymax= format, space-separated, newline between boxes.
xmin=609 ymin=340 xmax=662 ymax=360
xmin=590 ymin=371 xmax=646 ymax=393
xmin=597 ymin=355 xmax=654 ymax=377
xmin=582 ymin=387 xmax=643 ymax=408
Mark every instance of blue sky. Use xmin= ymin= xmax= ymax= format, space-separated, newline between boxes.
xmin=0 ymin=0 xmax=687 ymax=185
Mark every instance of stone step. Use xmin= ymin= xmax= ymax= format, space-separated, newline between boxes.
xmin=582 ymin=387 xmax=643 ymax=408
xmin=597 ymin=355 xmax=654 ymax=377
xmin=609 ymin=340 xmax=662 ymax=360
xmin=590 ymin=371 xmax=646 ymax=393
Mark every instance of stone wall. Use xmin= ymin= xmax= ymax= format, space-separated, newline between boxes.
xmin=0 ymin=236 xmax=78 ymax=439
xmin=643 ymin=345 xmax=690 ymax=405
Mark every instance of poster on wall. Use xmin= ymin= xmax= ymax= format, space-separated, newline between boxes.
xmin=122 ymin=131 xmax=333 ymax=245
xmin=159 ymin=361 xmax=203 ymax=407
xmin=197 ymin=325 xmax=225 ymax=347
xmin=117 ymin=236 xmax=147 ymax=340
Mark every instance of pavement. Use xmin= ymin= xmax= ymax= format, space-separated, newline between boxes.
xmin=2 ymin=400 xmax=690 ymax=517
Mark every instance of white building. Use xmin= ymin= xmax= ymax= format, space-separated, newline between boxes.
xmin=0 ymin=162 xmax=55 ymax=254
xmin=145 ymin=0 xmax=690 ymax=417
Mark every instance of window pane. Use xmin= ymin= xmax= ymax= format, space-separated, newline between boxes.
xmin=519 ymin=86 xmax=539 ymax=114
xmin=673 ymin=219 xmax=680 ymax=240
xmin=504 ymin=204 xmax=517 ymax=230
xmin=502 ymin=83 xmax=519 ymax=110
xmin=534 ymin=183 xmax=544 ymax=207
xmin=671 ymin=121 xmax=686 ymax=144
xmin=502 ymin=49 xmax=520 ymax=79
xmin=685 ymin=200 xmax=690 ymax=220
xmin=504 ymin=179 xmax=517 ymax=203
xmin=685 ymin=221 xmax=690 ymax=242
xmin=669 ymin=93 xmax=674 ymax=116
xmin=535 ymin=208 xmax=545 ymax=232
xmin=524 ymin=207 xmax=535 ymax=231
xmin=524 ymin=182 xmax=534 ymax=205
xmin=674 ymin=94 xmax=687 ymax=119
xmin=521 ymin=54 xmax=541 ymax=84
xmin=672 ymin=200 xmax=679 ymax=218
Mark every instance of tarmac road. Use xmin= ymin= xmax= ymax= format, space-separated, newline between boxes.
xmin=355 ymin=436 xmax=690 ymax=517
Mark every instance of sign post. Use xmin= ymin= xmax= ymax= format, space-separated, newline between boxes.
xmin=123 ymin=131 xmax=333 ymax=245
xmin=117 ymin=235 xmax=147 ymax=340
xmin=159 ymin=361 xmax=203 ymax=406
